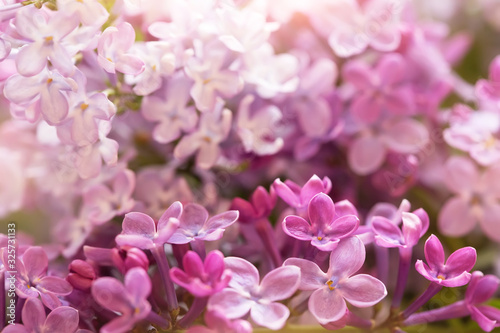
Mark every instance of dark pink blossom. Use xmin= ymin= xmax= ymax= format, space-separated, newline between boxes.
xmin=465 ymin=271 xmax=500 ymax=332
xmin=272 ymin=174 xmax=332 ymax=212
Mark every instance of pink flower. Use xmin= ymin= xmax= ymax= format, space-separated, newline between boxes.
xmin=438 ymin=156 xmax=500 ymax=241
xmin=208 ymin=257 xmax=300 ymax=330
xmin=284 ymin=236 xmax=387 ymax=324
xmin=282 ymin=193 xmax=359 ymax=251
xmin=67 ymin=259 xmax=96 ymax=292
xmin=272 ymin=174 xmax=332 ymax=212
xmin=97 ymin=22 xmax=145 ymax=75
xmin=415 ymin=234 xmax=476 ymax=287
xmin=56 ymin=0 xmax=109 ymax=27
xmin=476 ymin=55 xmax=500 ymax=106
xmin=91 ymin=267 xmax=152 ymax=333
xmin=170 ymin=250 xmax=231 ymax=297
xmin=2 ymin=298 xmax=79 ymax=333
xmin=230 ymin=186 xmax=276 ymax=224
xmin=167 ymin=203 xmax=238 ymax=244
xmin=465 ymin=271 xmax=500 ymax=332
xmin=14 ymin=6 xmax=78 ymax=76
xmin=372 ymin=212 xmax=427 ymax=249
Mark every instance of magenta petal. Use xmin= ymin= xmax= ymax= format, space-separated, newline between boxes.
xmin=170 ymin=268 xmax=191 ymax=290
xmin=180 ymin=203 xmax=209 ymax=234
xmin=413 ymin=208 xmax=430 ymax=236
xmin=445 ymin=247 xmax=476 ymax=277
xmin=309 ymin=288 xmax=347 ymax=324
xmin=158 ymin=201 xmax=183 ymax=230
xmin=207 ymin=289 xmax=253 ymax=319
xmin=100 ymin=316 xmax=135 ymax=333
xmin=334 ymin=200 xmax=358 ymax=218
xmin=308 ymin=193 xmax=335 ymax=229
xmin=23 ymin=246 xmax=48 ymax=280
xmin=22 ymin=298 xmax=45 ymax=332
xmin=470 ymin=306 xmax=498 ymax=332
xmin=1 ymin=325 xmax=30 ymax=333
xmin=438 ymin=197 xmax=476 ymax=237
xmin=91 ymin=277 xmax=129 ymax=314
xmin=300 ymin=175 xmax=330 ymax=204
xmin=115 ymin=234 xmax=154 ymax=249
xmin=203 ymin=210 xmax=239 ymax=234
xmin=273 ymin=178 xmax=300 ymax=207
xmin=440 ymin=271 xmax=472 ymax=287
xmin=250 ymin=302 xmax=289 ymax=330
xmin=328 ymin=236 xmax=365 ymax=280
xmin=476 ymin=305 xmax=500 ymax=331
xmin=122 ymin=212 xmax=156 ymax=238
xmin=283 ymin=258 xmax=327 ymax=290
xmin=327 ymin=215 xmax=359 ymax=239
xmin=38 ymin=276 xmax=72 ymax=295
xmin=468 ymin=274 xmax=500 ymax=304
xmin=125 ymin=268 xmax=151 ymax=306
xmin=424 ymin=235 xmax=445 ymax=270
xmin=259 ymin=266 xmax=300 ymax=301
xmin=414 ymin=260 xmax=436 ymax=282
xmin=372 ymin=217 xmax=404 ymax=247
xmin=204 ymin=250 xmax=225 ymax=279
xmin=224 ymin=257 xmax=259 ymax=292
xmin=39 ymin=292 xmax=62 ymax=310
xmin=182 ymin=251 xmax=204 ymax=279
xmin=401 ymin=212 xmax=422 ymax=247
xmin=340 ymin=274 xmax=387 ymax=307
xmin=351 ymin=94 xmax=380 ymax=124
xmin=282 ymin=215 xmax=312 ymax=241
xmin=44 ymin=306 xmax=79 ymax=333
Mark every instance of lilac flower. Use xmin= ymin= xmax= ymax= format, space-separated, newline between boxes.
xmin=56 ymin=0 xmax=109 ymax=27
xmin=208 ymin=257 xmax=300 ymax=330
xmin=67 ymin=259 xmax=96 ymax=292
xmin=415 ymin=234 xmax=476 ymax=287
xmin=4 ymin=246 xmax=73 ymax=309
xmin=115 ymin=202 xmax=182 ymax=249
xmin=236 ymin=94 xmax=284 ymax=156
xmin=230 ymin=186 xmax=276 ymax=224
xmin=91 ymin=267 xmax=152 ymax=333
xmin=438 ymin=156 xmax=500 ymax=241
xmin=186 ymin=309 xmax=252 ymax=333
xmin=173 ymin=103 xmax=232 ymax=169
xmin=141 ymin=75 xmax=198 ymax=144
xmin=14 ymin=6 xmax=78 ymax=76
xmin=97 ymin=22 xmax=145 ymax=75
xmin=2 ymin=297 xmax=79 ymax=333
xmin=272 ymin=174 xmax=332 ymax=212
xmin=476 ymin=55 xmax=500 ymax=105
xmin=465 ymin=271 xmax=500 ymax=332
xmin=167 ymin=203 xmax=239 ymax=244
xmin=372 ymin=212 xmax=427 ymax=249
xmin=284 ymin=236 xmax=387 ymax=324
xmin=170 ymin=250 xmax=231 ymax=297
xmin=83 ymin=169 xmax=136 ymax=224
xmin=282 ymin=193 xmax=359 ymax=251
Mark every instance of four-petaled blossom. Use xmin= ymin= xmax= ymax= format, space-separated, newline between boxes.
xmin=2 ymin=297 xmax=79 ymax=333
xmin=415 ymin=234 xmax=476 ymax=287
xmin=208 ymin=257 xmax=300 ymax=330
xmin=170 ymin=250 xmax=231 ymax=297
xmin=372 ymin=212 xmax=427 ymax=249
xmin=273 ymin=174 xmax=332 ymax=212
xmin=284 ymin=236 xmax=387 ymax=325
xmin=97 ymin=22 xmax=145 ymax=75
xmin=2 ymin=246 xmax=73 ymax=309
xmin=167 ymin=203 xmax=239 ymax=244
xmin=115 ymin=201 xmax=182 ymax=249
xmin=465 ymin=271 xmax=500 ymax=332
xmin=14 ymin=6 xmax=78 ymax=76
xmin=230 ymin=186 xmax=276 ymax=224
xmin=91 ymin=267 xmax=152 ymax=333
xmin=283 ymin=193 xmax=359 ymax=251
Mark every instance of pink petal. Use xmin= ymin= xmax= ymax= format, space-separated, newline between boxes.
xmin=115 ymin=54 xmax=145 ymax=75
xmin=203 ymin=210 xmax=239 ymax=235
xmin=308 ymin=193 xmax=335 ymax=230
xmin=282 ymin=215 xmax=312 ymax=241
xmin=300 ymin=175 xmax=332 ymax=204
xmin=341 ymin=60 xmax=373 ymax=90
xmin=174 ymin=134 xmax=201 ymax=160
xmin=4 ymin=74 xmax=41 ymax=104
xmin=479 ymin=203 xmax=500 ymax=242
xmin=382 ymin=119 xmax=429 ymax=154
xmin=329 ymin=29 xmax=368 ymax=58
xmin=204 ymin=250 xmax=226 ymax=279
xmin=348 ymin=135 xmax=386 ymax=175
xmin=38 ymin=276 xmax=72 ymax=295
xmin=224 ymin=257 xmax=259 ymax=292
xmin=16 ymin=43 xmax=47 ymax=76
xmin=182 ymin=251 xmax=204 ymax=279
xmin=401 ymin=212 xmax=422 ymax=247
xmin=115 ymin=234 xmax=154 ymax=249
xmin=445 ymin=247 xmax=476 ymax=277
xmin=424 ymin=235 xmax=445 ymax=270
xmin=100 ymin=316 xmax=135 ymax=333
xmin=476 ymin=305 xmax=500 ymax=332
xmin=376 ymin=53 xmax=405 ymax=86
xmin=369 ymin=26 xmax=401 ymax=52
xmin=2 ymin=325 xmax=30 ymax=333
xmin=470 ymin=306 xmax=499 ymax=332
xmin=328 ymin=236 xmax=365 ymax=281
xmin=207 ymin=289 xmax=253 ymax=319
xmin=438 ymin=197 xmax=476 ymax=237
xmin=121 ymin=212 xmax=156 ymax=238
xmin=334 ymin=200 xmax=358 ymax=218
xmin=22 ymin=246 xmax=48 ymax=280
xmin=414 ymin=260 xmax=436 ymax=282
xmin=350 ymin=93 xmax=381 ymax=124
xmin=125 ymin=268 xmax=151 ymax=306
xmin=259 ymin=266 xmax=300 ymax=302
xmin=340 ymin=274 xmax=387 ymax=307
xmin=327 ymin=215 xmax=360 ymax=239
xmin=372 ymin=216 xmax=404 ymax=247
xmin=309 ymin=288 xmax=347 ymax=324
xmin=283 ymin=258 xmax=327 ymax=290
xmin=40 ymin=84 xmax=69 ymax=125
xmin=250 ymin=302 xmax=289 ymax=330
xmin=272 ymin=179 xmax=300 ymax=207
xmin=180 ymin=203 xmax=209 ymax=234
xmin=443 ymin=156 xmax=479 ymax=194
xmin=22 ymin=298 xmax=45 ymax=332
xmin=196 ymin=142 xmax=220 ymax=169
xmin=91 ymin=277 xmax=130 ymax=314
xmin=39 ymin=292 xmax=62 ymax=310
xmin=467 ymin=274 xmax=499 ymax=304
xmin=43 ymin=306 xmax=79 ymax=333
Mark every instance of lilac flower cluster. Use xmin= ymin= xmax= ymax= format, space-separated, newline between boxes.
xmin=1 ymin=0 xmax=500 ymax=331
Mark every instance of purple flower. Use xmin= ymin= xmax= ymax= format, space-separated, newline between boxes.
xmin=272 ymin=174 xmax=332 ymax=212
xmin=115 ymin=201 xmax=182 ymax=249
xmin=67 ymin=259 xmax=96 ymax=292
xmin=282 ymin=193 xmax=359 ymax=251
xmin=284 ymin=236 xmax=387 ymax=324
xmin=186 ymin=309 xmax=252 ymax=333
xmin=465 ymin=271 xmax=500 ymax=332
xmin=208 ymin=257 xmax=300 ymax=330
xmin=2 ymin=297 xmax=79 ymax=333
xmin=476 ymin=55 xmax=500 ymax=105
xmin=167 ymin=204 xmax=238 ymax=244
xmin=4 ymin=246 xmax=73 ymax=309
xmin=372 ymin=212 xmax=427 ymax=249
xmin=230 ymin=186 xmax=276 ymax=224
xmin=91 ymin=267 xmax=152 ymax=333
xmin=415 ymin=234 xmax=476 ymax=287
xmin=170 ymin=250 xmax=231 ymax=297
xmin=343 ymin=54 xmax=414 ymax=124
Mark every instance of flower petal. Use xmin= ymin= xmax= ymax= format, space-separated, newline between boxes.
xmin=207 ymin=289 xmax=253 ymax=319
xmin=91 ymin=277 xmax=130 ymax=314
xmin=444 ymin=247 xmax=476 ymax=277
xmin=438 ymin=197 xmax=476 ymax=237
xmin=22 ymin=298 xmax=45 ymax=332
xmin=251 ymin=302 xmax=289 ymax=330
xmin=328 ymin=236 xmax=365 ymax=281
xmin=38 ymin=276 xmax=72 ymax=295
xmin=22 ymin=246 xmax=48 ymax=280
xmin=340 ymin=274 xmax=387 ymax=307
xmin=309 ymin=288 xmax=347 ymax=324
xmin=382 ymin=119 xmax=429 ymax=154
xmin=224 ymin=257 xmax=260 ymax=292
xmin=203 ymin=210 xmax=239 ymax=235
xmin=479 ymin=203 xmax=500 ymax=242
xmin=259 ymin=266 xmax=300 ymax=302
xmin=44 ymin=306 xmax=79 ymax=333
xmin=401 ymin=212 xmax=422 ymax=247
xmin=348 ymin=135 xmax=386 ymax=176
xmin=283 ymin=258 xmax=327 ymax=290
xmin=124 ymin=268 xmax=151 ymax=306
xmin=424 ymin=235 xmax=445 ymax=270
xmin=180 ymin=203 xmax=209 ymax=234
xmin=308 ymin=193 xmax=335 ymax=230
xmin=372 ymin=216 xmax=404 ymax=248
xmin=282 ymin=215 xmax=312 ymax=241
xmin=121 ymin=212 xmax=155 ymax=238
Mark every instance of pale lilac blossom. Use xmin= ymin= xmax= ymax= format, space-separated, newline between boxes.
xmin=56 ymin=0 xmax=109 ymax=27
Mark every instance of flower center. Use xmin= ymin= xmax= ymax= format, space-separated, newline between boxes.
xmin=326 ymin=280 xmax=335 ymax=291
xmin=44 ymin=36 xmax=54 ymax=44
xmin=317 ymin=236 xmax=323 ymax=241
xmin=484 ymin=135 xmax=497 ymax=149
xmin=437 ymin=274 xmax=446 ymax=281
xmin=80 ymin=103 xmax=89 ymax=111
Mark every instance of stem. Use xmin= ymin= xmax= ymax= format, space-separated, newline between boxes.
xmin=255 ymin=218 xmax=282 ymax=268
xmin=146 ymin=311 xmax=169 ymax=329
xmin=172 ymin=244 xmax=190 ymax=269
xmin=190 ymin=239 xmax=206 ymax=260
xmin=402 ymin=283 xmax=443 ymax=318
xmin=375 ymin=246 xmax=389 ymax=285
xmin=177 ymin=297 xmax=208 ymax=328
xmin=392 ymin=247 xmax=412 ymax=309
xmin=291 ymin=239 xmax=302 ymax=258
xmin=0 ymin=272 xmax=4 ymax=328
xmin=150 ymin=245 xmax=179 ymax=316
xmin=403 ymin=301 xmax=469 ymax=326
